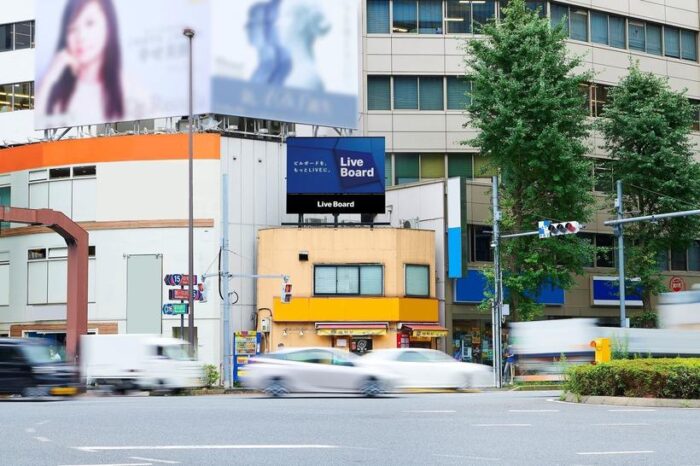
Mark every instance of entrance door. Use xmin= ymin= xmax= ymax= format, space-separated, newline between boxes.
xmin=126 ymin=254 xmax=162 ymax=334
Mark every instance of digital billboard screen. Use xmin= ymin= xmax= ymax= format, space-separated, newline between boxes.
xmin=286 ymin=137 xmax=385 ymax=214
xmin=34 ymin=0 xmax=359 ymax=130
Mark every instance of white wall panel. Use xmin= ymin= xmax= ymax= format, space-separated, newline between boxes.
xmin=28 ymin=182 xmax=48 ymax=209
xmin=393 ymin=114 xmax=446 ymax=132
xmin=47 ymin=260 xmax=67 ymax=304
xmin=72 ymin=178 xmax=97 ymax=221
xmin=0 ymin=264 xmax=9 ymax=306
xmin=48 ymin=180 xmax=71 ymax=217
xmin=27 ymin=261 xmax=47 ymax=305
xmin=392 ymin=54 xmax=445 ymax=73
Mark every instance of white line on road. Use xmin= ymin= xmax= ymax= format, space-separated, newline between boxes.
xmin=25 ymin=427 xmax=36 ymax=433
xmin=471 ymin=424 xmax=532 ymax=427
xmin=73 ymin=445 xmax=339 ymax=453
xmin=608 ymin=409 xmax=656 ymax=412
xmin=433 ymin=454 xmax=500 ymax=461
xmin=508 ymin=409 xmax=559 ymax=412
xmin=403 ymin=410 xmax=456 ymax=413
xmin=577 ymin=450 xmax=654 ymax=456
xmin=59 ymin=463 xmax=153 ymax=466
xmin=36 ymin=420 xmax=50 ymax=426
xmin=34 ymin=436 xmax=51 ymax=442
xmin=591 ymin=423 xmax=650 ymax=426
xmin=130 ymin=458 xmax=180 ymax=464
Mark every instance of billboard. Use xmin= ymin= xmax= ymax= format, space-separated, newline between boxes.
xmin=34 ymin=0 xmax=359 ymax=130
xmin=286 ymin=137 xmax=385 ymax=214
xmin=35 ymin=0 xmax=210 ymax=130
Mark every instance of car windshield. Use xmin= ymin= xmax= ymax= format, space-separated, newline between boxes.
xmin=161 ymin=344 xmax=193 ymax=361
xmin=421 ymin=350 xmax=456 ymax=362
xmin=22 ymin=344 xmax=61 ymax=363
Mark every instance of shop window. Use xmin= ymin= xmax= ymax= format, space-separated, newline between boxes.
xmin=393 ymin=0 xmax=417 ymax=33
xmin=367 ymin=76 xmax=391 ymax=110
xmin=448 ymin=154 xmax=473 ymax=179
xmin=394 ymin=76 xmax=418 ymax=109
xmin=470 ymin=225 xmax=493 ymax=262
xmin=367 ymin=0 xmax=390 ymax=34
xmin=446 ymin=76 xmax=471 ymax=110
xmin=314 ymin=265 xmax=383 ymax=296
xmin=405 ymin=264 xmax=429 ymax=297
xmin=671 ymin=247 xmax=687 ymax=271
xmin=394 ymin=154 xmax=419 ymax=184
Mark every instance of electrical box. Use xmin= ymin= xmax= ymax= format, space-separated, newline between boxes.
xmin=261 ymin=317 xmax=271 ymax=333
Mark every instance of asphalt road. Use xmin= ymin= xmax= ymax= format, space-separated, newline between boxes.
xmin=2 ymin=390 xmax=699 ymax=466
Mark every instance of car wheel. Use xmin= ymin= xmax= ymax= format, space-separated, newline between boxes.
xmin=263 ymin=377 xmax=289 ymax=397
xmin=22 ymin=386 xmax=48 ymax=398
xmin=360 ymin=377 xmax=383 ymax=397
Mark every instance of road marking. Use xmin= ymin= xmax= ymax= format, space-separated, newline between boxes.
xmin=608 ymin=409 xmax=656 ymax=412
xmin=471 ymin=424 xmax=531 ymax=427
xmin=403 ymin=410 xmax=456 ymax=413
xmin=592 ymin=423 xmax=650 ymax=426
xmin=74 ymin=444 xmax=339 ymax=453
xmin=433 ymin=454 xmax=500 ymax=461
xmin=130 ymin=458 xmax=180 ymax=464
xmin=577 ymin=450 xmax=654 ymax=456
xmin=36 ymin=420 xmax=51 ymax=426
xmin=59 ymin=463 xmax=153 ymax=466
xmin=508 ymin=409 xmax=559 ymax=412
xmin=25 ymin=427 xmax=36 ymax=433
xmin=34 ymin=436 xmax=51 ymax=442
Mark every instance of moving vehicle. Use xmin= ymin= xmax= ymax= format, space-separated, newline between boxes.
xmin=0 ymin=338 xmax=80 ymax=398
xmin=359 ymin=348 xmax=493 ymax=389
xmin=241 ymin=347 xmax=397 ymax=397
xmin=80 ymin=334 xmax=204 ymax=393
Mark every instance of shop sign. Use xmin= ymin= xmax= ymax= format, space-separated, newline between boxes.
xmin=412 ymin=330 xmax=448 ymax=338
xmin=670 ymin=276 xmax=685 ymax=292
xmin=317 ymin=328 xmax=386 ymax=336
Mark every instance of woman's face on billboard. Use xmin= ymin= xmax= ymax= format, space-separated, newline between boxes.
xmin=66 ymin=1 xmax=108 ymax=67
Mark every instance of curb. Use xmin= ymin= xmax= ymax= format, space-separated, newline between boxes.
xmin=563 ymin=392 xmax=700 ymax=408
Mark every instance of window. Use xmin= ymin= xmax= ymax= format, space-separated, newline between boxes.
xmin=646 ymin=24 xmax=662 ymax=56
xmin=628 ymin=21 xmax=645 ymax=52
xmin=394 ymin=76 xmax=418 ymax=109
xmin=405 ymin=264 xmax=429 ymax=296
xmin=0 ymin=251 xmax=9 ymax=306
xmin=393 ymin=0 xmax=417 ymax=33
xmin=419 ymin=76 xmax=443 ymax=110
xmin=385 ymin=155 xmax=393 ymax=187
xmin=472 ymin=0 xmax=495 ymax=33
xmin=420 ymin=154 xmax=445 ymax=179
xmin=591 ymin=12 xmax=608 ymax=45
xmin=595 ymin=234 xmax=614 ymax=268
xmin=419 ymin=0 xmax=442 ymax=34
xmin=579 ymin=233 xmax=595 ymax=267
xmin=27 ymin=246 xmax=96 ymax=305
xmin=570 ymin=9 xmax=588 ymax=42
xmin=609 ymin=15 xmax=626 ymax=49
xmin=470 ymin=225 xmax=493 ymax=262
xmin=681 ymin=30 xmax=698 ymax=61
xmin=593 ymin=159 xmax=612 ymax=192
xmin=445 ymin=0 xmax=470 ymax=34
xmin=0 ymin=21 xmax=35 ymax=52
xmin=671 ymin=248 xmax=687 ymax=271
xmin=314 ymin=265 xmax=383 ymax=295
xmin=590 ymin=84 xmax=609 ymax=117
xmin=550 ymin=4 xmax=568 ymax=33
xmin=367 ymin=0 xmax=390 ymax=33
xmin=691 ymin=99 xmax=700 ymax=132
xmin=29 ymin=165 xmax=97 ymax=221
xmin=73 ymin=165 xmax=97 ymax=177
xmin=446 ymin=76 xmax=471 ymax=110
xmin=665 ymin=27 xmax=680 ymax=58
xmin=689 ymin=241 xmax=700 ymax=271
xmin=0 ymin=185 xmax=10 ymax=228
xmin=394 ymin=154 xmax=419 ymax=184
xmin=367 ymin=76 xmax=391 ymax=110
xmin=49 ymin=168 xmax=71 ymax=179
xmin=0 ymin=24 xmax=11 ymax=52
xmin=448 ymin=154 xmax=473 ymax=178
xmin=0 ymin=81 xmax=34 ymax=112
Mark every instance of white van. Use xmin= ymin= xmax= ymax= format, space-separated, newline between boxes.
xmin=80 ymin=334 xmax=204 ymax=393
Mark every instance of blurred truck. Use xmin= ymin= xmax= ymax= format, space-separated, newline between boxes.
xmin=80 ymin=334 xmax=204 ymax=394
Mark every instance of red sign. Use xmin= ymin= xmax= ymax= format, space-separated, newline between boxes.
xmin=169 ymin=288 xmax=203 ymax=301
xmin=164 ymin=274 xmax=197 ymax=286
xmin=670 ymin=276 xmax=685 ymax=292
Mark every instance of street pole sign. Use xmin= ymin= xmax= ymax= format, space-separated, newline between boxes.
xmin=164 ymin=274 xmax=198 ymax=286
xmin=169 ymin=288 xmax=204 ymax=301
xmin=162 ymin=303 xmax=189 ymax=315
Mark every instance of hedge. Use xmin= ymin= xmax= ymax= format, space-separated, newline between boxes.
xmin=565 ymin=358 xmax=700 ymax=399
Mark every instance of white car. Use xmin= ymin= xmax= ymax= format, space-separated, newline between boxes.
xmin=358 ymin=348 xmax=493 ymax=389
xmin=241 ymin=347 xmax=398 ymax=397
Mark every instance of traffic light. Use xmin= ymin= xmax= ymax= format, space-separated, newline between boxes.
xmin=538 ymin=220 xmax=581 ymax=238
xmin=281 ymin=282 xmax=293 ymax=304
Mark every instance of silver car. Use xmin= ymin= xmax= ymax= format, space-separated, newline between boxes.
xmin=241 ymin=347 xmax=397 ymax=397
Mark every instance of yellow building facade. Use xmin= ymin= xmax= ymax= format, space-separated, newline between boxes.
xmin=256 ymin=228 xmax=445 ymax=354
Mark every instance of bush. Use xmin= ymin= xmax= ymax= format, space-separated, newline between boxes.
xmin=202 ymin=364 xmax=220 ymax=388
xmin=565 ymin=359 xmax=700 ymax=399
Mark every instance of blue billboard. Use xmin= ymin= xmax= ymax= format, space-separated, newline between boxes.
xmin=286 ymin=137 xmax=385 ymax=214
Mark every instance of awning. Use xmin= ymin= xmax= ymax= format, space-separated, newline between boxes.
xmin=315 ymin=322 xmax=388 ymax=336
xmin=401 ymin=323 xmax=448 ymax=338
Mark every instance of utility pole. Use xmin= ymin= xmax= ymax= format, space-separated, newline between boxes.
xmin=221 ymin=173 xmax=231 ymax=387
xmin=491 ymin=175 xmax=503 ymax=389
xmin=615 ymin=180 xmax=627 ymax=328
xmin=183 ymin=27 xmax=195 ymax=355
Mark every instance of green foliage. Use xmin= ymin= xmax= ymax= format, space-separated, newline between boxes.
xmin=611 ymin=334 xmax=629 ymax=359
xmin=202 ymin=364 xmax=220 ymax=388
xmin=565 ymin=358 xmax=700 ymax=399
xmin=598 ymin=62 xmax=700 ymax=312
xmin=464 ymin=0 xmax=594 ymax=321
xmin=631 ymin=309 xmax=658 ymax=328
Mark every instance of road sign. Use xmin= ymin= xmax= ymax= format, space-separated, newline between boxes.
xmin=538 ymin=220 xmax=551 ymax=238
xmin=169 ymin=288 xmax=204 ymax=301
xmin=164 ymin=274 xmax=198 ymax=286
xmin=162 ymin=303 xmax=189 ymax=315
xmin=670 ymin=276 xmax=685 ymax=292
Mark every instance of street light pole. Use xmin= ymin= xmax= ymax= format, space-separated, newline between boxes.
xmin=183 ymin=27 xmax=195 ymax=354
xmin=491 ymin=175 xmax=502 ymax=389
xmin=615 ymin=180 xmax=627 ymax=328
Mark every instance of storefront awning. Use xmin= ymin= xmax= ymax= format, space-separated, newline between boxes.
xmin=315 ymin=322 xmax=388 ymax=336
xmin=401 ymin=323 xmax=448 ymax=338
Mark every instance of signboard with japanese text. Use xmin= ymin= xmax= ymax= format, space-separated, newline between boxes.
xmin=286 ymin=137 xmax=385 ymax=214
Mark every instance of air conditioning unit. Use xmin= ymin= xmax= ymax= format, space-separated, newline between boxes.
xmin=401 ymin=218 xmax=420 ymax=229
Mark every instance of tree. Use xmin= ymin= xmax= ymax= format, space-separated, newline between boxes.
xmin=465 ymin=0 xmax=594 ymax=321
xmin=598 ymin=63 xmax=700 ymax=315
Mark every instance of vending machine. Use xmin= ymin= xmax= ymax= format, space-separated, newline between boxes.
xmin=232 ymin=331 xmax=261 ymax=383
